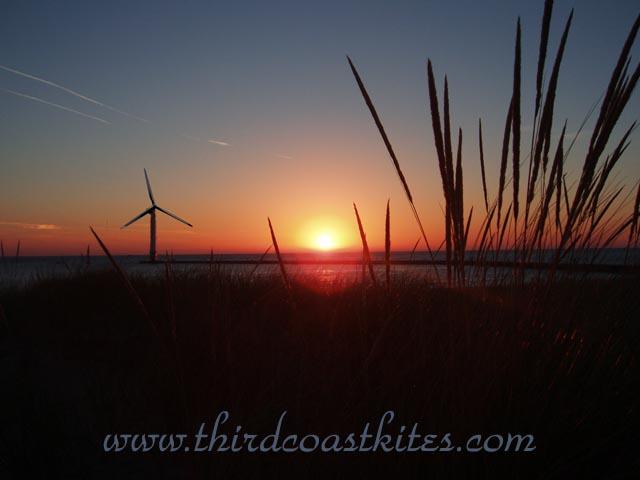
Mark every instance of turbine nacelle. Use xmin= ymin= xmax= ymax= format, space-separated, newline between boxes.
xmin=122 ymin=205 xmax=192 ymax=229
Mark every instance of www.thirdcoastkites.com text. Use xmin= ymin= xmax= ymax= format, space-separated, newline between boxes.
xmin=103 ymin=410 xmax=536 ymax=454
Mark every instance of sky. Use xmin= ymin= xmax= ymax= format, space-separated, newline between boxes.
xmin=0 ymin=0 xmax=638 ymax=255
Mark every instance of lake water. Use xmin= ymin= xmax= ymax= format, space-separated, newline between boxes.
xmin=0 ymin=249 xmax=637 ymax=290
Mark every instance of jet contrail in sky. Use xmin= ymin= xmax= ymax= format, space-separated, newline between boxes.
xmin=0 ymin=64 xmax=149 ymax=123
xmin=1 ymin=88 xmax=111 ymax=124
xmin=207 ymin=139 xmax=230 ymax=146
xmin=1 ymin=64 xmax=248 ymax=152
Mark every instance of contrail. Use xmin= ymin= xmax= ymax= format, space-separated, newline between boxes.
xmin=207 ymin=139 xmax=230 ymax=146
xmin=181 ymin=135 xmax=235 ymax=147
xmin=0 ymin=64 xmax=149 ymax=123
xmin=1 ymin=88 xmax=110 ymax=124
xmin=0 ymin=65 xmax=260 ymax=151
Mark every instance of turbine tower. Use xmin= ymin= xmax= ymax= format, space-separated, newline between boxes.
xmin=122 ymin=169 xmax=192 ymax=262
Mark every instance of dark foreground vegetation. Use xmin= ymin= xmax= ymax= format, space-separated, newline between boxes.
xmin=1 ymin=269 xmax=638 ymax=478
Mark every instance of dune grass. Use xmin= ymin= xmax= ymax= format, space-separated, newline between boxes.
xmin=348 ymin=0 xmax=639 ymax=287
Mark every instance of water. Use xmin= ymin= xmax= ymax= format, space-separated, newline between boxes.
xmin=0 ymin=249 xmax=637 ymax=290
xmin=0 ymin=252 xmax=416 ymax=289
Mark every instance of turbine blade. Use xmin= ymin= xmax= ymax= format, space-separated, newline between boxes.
xmin=156 ymin=206 xmax=193 ymax=227
xmin=144 ymin=168 xmax=156 ymax=205
xmin=122 ymin=208 xmax=151 ymax=228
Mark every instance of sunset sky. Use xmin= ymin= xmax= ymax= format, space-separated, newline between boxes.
xmin=1 ymin=0 xmax=638 ymax=255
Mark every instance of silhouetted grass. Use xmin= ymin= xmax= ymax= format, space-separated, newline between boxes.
xmin=350 ymin=1 xmax=638 ymax=287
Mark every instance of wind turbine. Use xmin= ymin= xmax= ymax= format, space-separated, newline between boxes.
xmin=122 ymin=169 xmax=192 ymax=262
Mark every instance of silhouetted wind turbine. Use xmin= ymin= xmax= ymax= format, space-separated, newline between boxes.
xmin=122 ymin=169 xmax=192 ymax=262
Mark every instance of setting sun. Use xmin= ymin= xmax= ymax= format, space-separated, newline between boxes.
xmin=314 ymin=232 xmax=336 ymax=251
xmin=296 ymin=216 xmax=357 ymax=252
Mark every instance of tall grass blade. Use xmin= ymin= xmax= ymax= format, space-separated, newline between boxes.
xmin=89 ymin=226 xmax=154 ymax=333
xmin=555 ymin=145 xmax=564 ymax=229
xmin=347 ymin=57 xmax=413 ymax=204
xmin=445 ymin=79 xmax=458 ymax=276
xmin=409 ymin=237 xmax=421 ymax=262
xmin=267 ymin=218 xmax=290 ymax=290
xmin=353 ymin=203 xmax=377 ymax=286
xmin=385 ymin=199 xmax=391 ymax=291
xmin=249 ymin=244 xmax=272 ymax=279
xmin=478 ymin=118 xmax=489 ymax=212
xmin=512 ymin=18 xmax=522 ymax=224
xmin=530 ymin=9 xmax=574 ymax=210
xmin=527 ymin=0 xmax=554 ymax=227
xmin=454 ymin=127 xmax=464 ymax=283
xmin=498 ymin=100 xmax=514 ymax=232
xmin=456 ymin=127 xmax=464 ymax=224
xmin=535 ymin=0 xmax=553 ymax=120
xmin=427 ymin=61 xmax=452 ymax=285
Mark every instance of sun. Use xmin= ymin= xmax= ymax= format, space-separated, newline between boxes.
xmin=297 ymin=215 xmax=356 ymax=251
xmin=314 ymin=232 xmax=337 ymax=251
